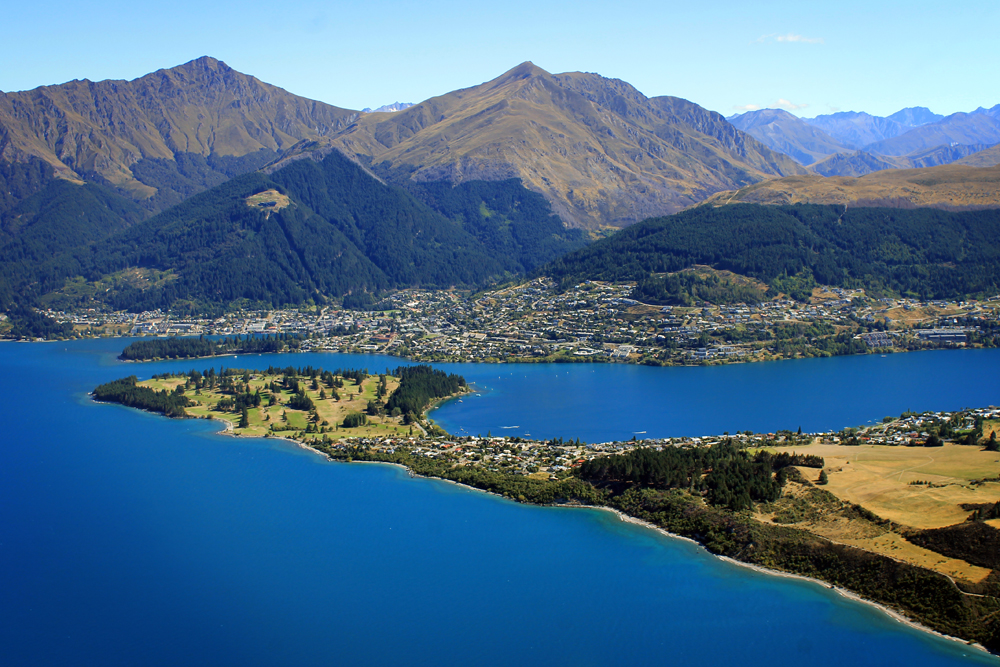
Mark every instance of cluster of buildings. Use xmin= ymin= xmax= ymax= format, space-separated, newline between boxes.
xmin=311 ymin=407 xmax=998 ymax=480
xmin=40 ymin=280 xmax=1000 ymax=365
xmin=845 ymin=407 xmax=1000 ymax=447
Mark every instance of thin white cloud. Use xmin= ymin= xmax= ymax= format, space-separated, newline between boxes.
xmin=733 ymin=104 xmax=761 ymax=112
xmin=774 ymin=98 xmax=809 ymax=111
xmin=756 ymin=33 xmax=824 ymax=44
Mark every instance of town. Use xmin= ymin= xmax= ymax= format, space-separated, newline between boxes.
xmin=303 ymin=405 xmax=1000 ymax=480
xmin=35 ymin=277 xmax=1000 ymax=365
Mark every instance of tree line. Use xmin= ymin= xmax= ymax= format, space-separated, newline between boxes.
xmin=542 ymin=203 xmax=1000 ymax=302
xmin=118 ymin=334 xmax=301 ymax=360
xmin=577 ymin=443 xmax=824 ymax=511
xmin=92 ymin=376 xmax=191 ymax=418
xmin=384 ymin=365 xmax=467 ymax=418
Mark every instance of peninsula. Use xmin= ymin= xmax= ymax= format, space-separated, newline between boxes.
xmin=92 ymin=361 xmax=1000 ymax=653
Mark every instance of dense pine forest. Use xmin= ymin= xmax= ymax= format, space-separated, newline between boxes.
xmin=118 ymin=334 xmax=301 ymax=360
xmin=398 ymin=178 xmax=589 ymax=273
xmin=92 ymin=376 xmax=192 ymax=417
xmin=577 ymin=442 xmax=823 ymax=511
xmin=384 ymin=365 xmax=467 ymax=418
xmin=631 ymin=271 xmax=769 ymax=306
xmin=0 ymin=151 xmax=585 ymax=314
xmin=542 ymin=203 xmax=1000 ymax=301
xmin=6 ymin=147 xmax=1000 ymax=320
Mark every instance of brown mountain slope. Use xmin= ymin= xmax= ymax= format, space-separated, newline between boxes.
xmin=276 ymin=62 xmax=805 ymax=229
xmin=0 ymin=57 xmax=359 ymax=196
xmin=955 ymin=143 xmax=1000 ymax=167
xmin=703 ymin=163 xmax=1000 ymax=209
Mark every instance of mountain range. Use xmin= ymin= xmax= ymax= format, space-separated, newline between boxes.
xmin=303 ymin=62 xmax=805 ymax=228
xmin=362 ymin=102 xmax=415 ymax=113
xmin=2 ymin=56 xmax=1000 ymax=319
xmin=729 ymin=105 xmax=1000 ymax=176
xmin=0 ymin=57 xmax=803 ymax=231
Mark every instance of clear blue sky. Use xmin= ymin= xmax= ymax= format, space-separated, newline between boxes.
xmin=4 ymin=0 xmax=998 ymax=118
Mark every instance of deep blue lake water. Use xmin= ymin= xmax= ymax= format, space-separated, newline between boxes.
xmin=1 ymin=339 xmax=998 ymax=666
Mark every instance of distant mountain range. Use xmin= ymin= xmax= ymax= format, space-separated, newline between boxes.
xmin=727 ymin=109 xmax=853 ymax=165
xmin=729 ymin=105 xmax=1000 ymax=176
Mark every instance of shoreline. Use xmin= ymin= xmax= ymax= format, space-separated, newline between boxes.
xmin=564 ymin=504 xmax=990 ymax=654
xmin=91 ymin=392 xmax=999 ymax=658
xmin=16 ymin=331 xmax=991 ymax=370
xmin=256 ymin=428 xmax=995 ymax=657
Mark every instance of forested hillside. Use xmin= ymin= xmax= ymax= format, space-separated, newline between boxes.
xmin=542 ymin=203 xmax=1000 ymax=301
xmin=1 ymin=150 xmax=584 ymax=313
xmin=399 ymin=179 xmax=588 ymax=272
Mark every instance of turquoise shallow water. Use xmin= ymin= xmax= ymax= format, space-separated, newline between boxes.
xmin=0 ymin=339 xmax=997 ymax=666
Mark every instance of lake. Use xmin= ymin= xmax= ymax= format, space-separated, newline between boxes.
xmin=0 ymin=339 xmax=997 ymax=666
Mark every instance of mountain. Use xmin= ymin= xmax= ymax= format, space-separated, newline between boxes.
xmin=0 ymin=58 xmax=805 ymax=231
xmin=732 ymin=106 xmax=999 ymax=176
xmin=808 ymin=151 xmax=908 ymax=177
xmin=702 ymin=163 xmax=1000 ymax=209
xmin=802 ymin=111 xmax=908 ymax=150
xmin=3 ymin=149 xmax=585 ymax=312
xmin=972 ymin=104 xmax=1000 ymax=119
xmin=802 ymin=106 xmax=945 ymax=151
xmin=886 ymin=107 xmax=944 ymax=127
xmin=541 ymin=203 xmax=1000 ymax=301
xmin=0 ymin=56 xmax=360 ymax=199
xmin=864 ymin=112 xmax=1000 ymax=156
xmin=727 ymin=109 xmax=852 ymax=165
xmin=278 ymin=62 xmax=805 ymax=229
xmin=362 ymin=102 xmax=415 ymax=113
xmin=955 ymin=143 xmax=1000 ymax=167
xmin=905 ymin=143 xmax=996 ymax=167
xmin=808 ymin=144 xmax=994 ymax=177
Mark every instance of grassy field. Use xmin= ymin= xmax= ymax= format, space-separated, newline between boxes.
xmin=778 ymin=442 xmax=1000 ymax=529
xmin=143 ymin=369 xmax=419 ymax=441
xmin=759 ymin=441 xmax=1000 ymax=583
xmin=245 ymin=189 xmax=291 ymax=217
xmin=984 ymin=420 xmax=999 ymax=440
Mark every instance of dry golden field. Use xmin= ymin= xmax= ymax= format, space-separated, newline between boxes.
xmin=706 ymin=163 xmax=1000 ymax=209
xmin=761 ymin=442 xmax=1000 ymax=582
